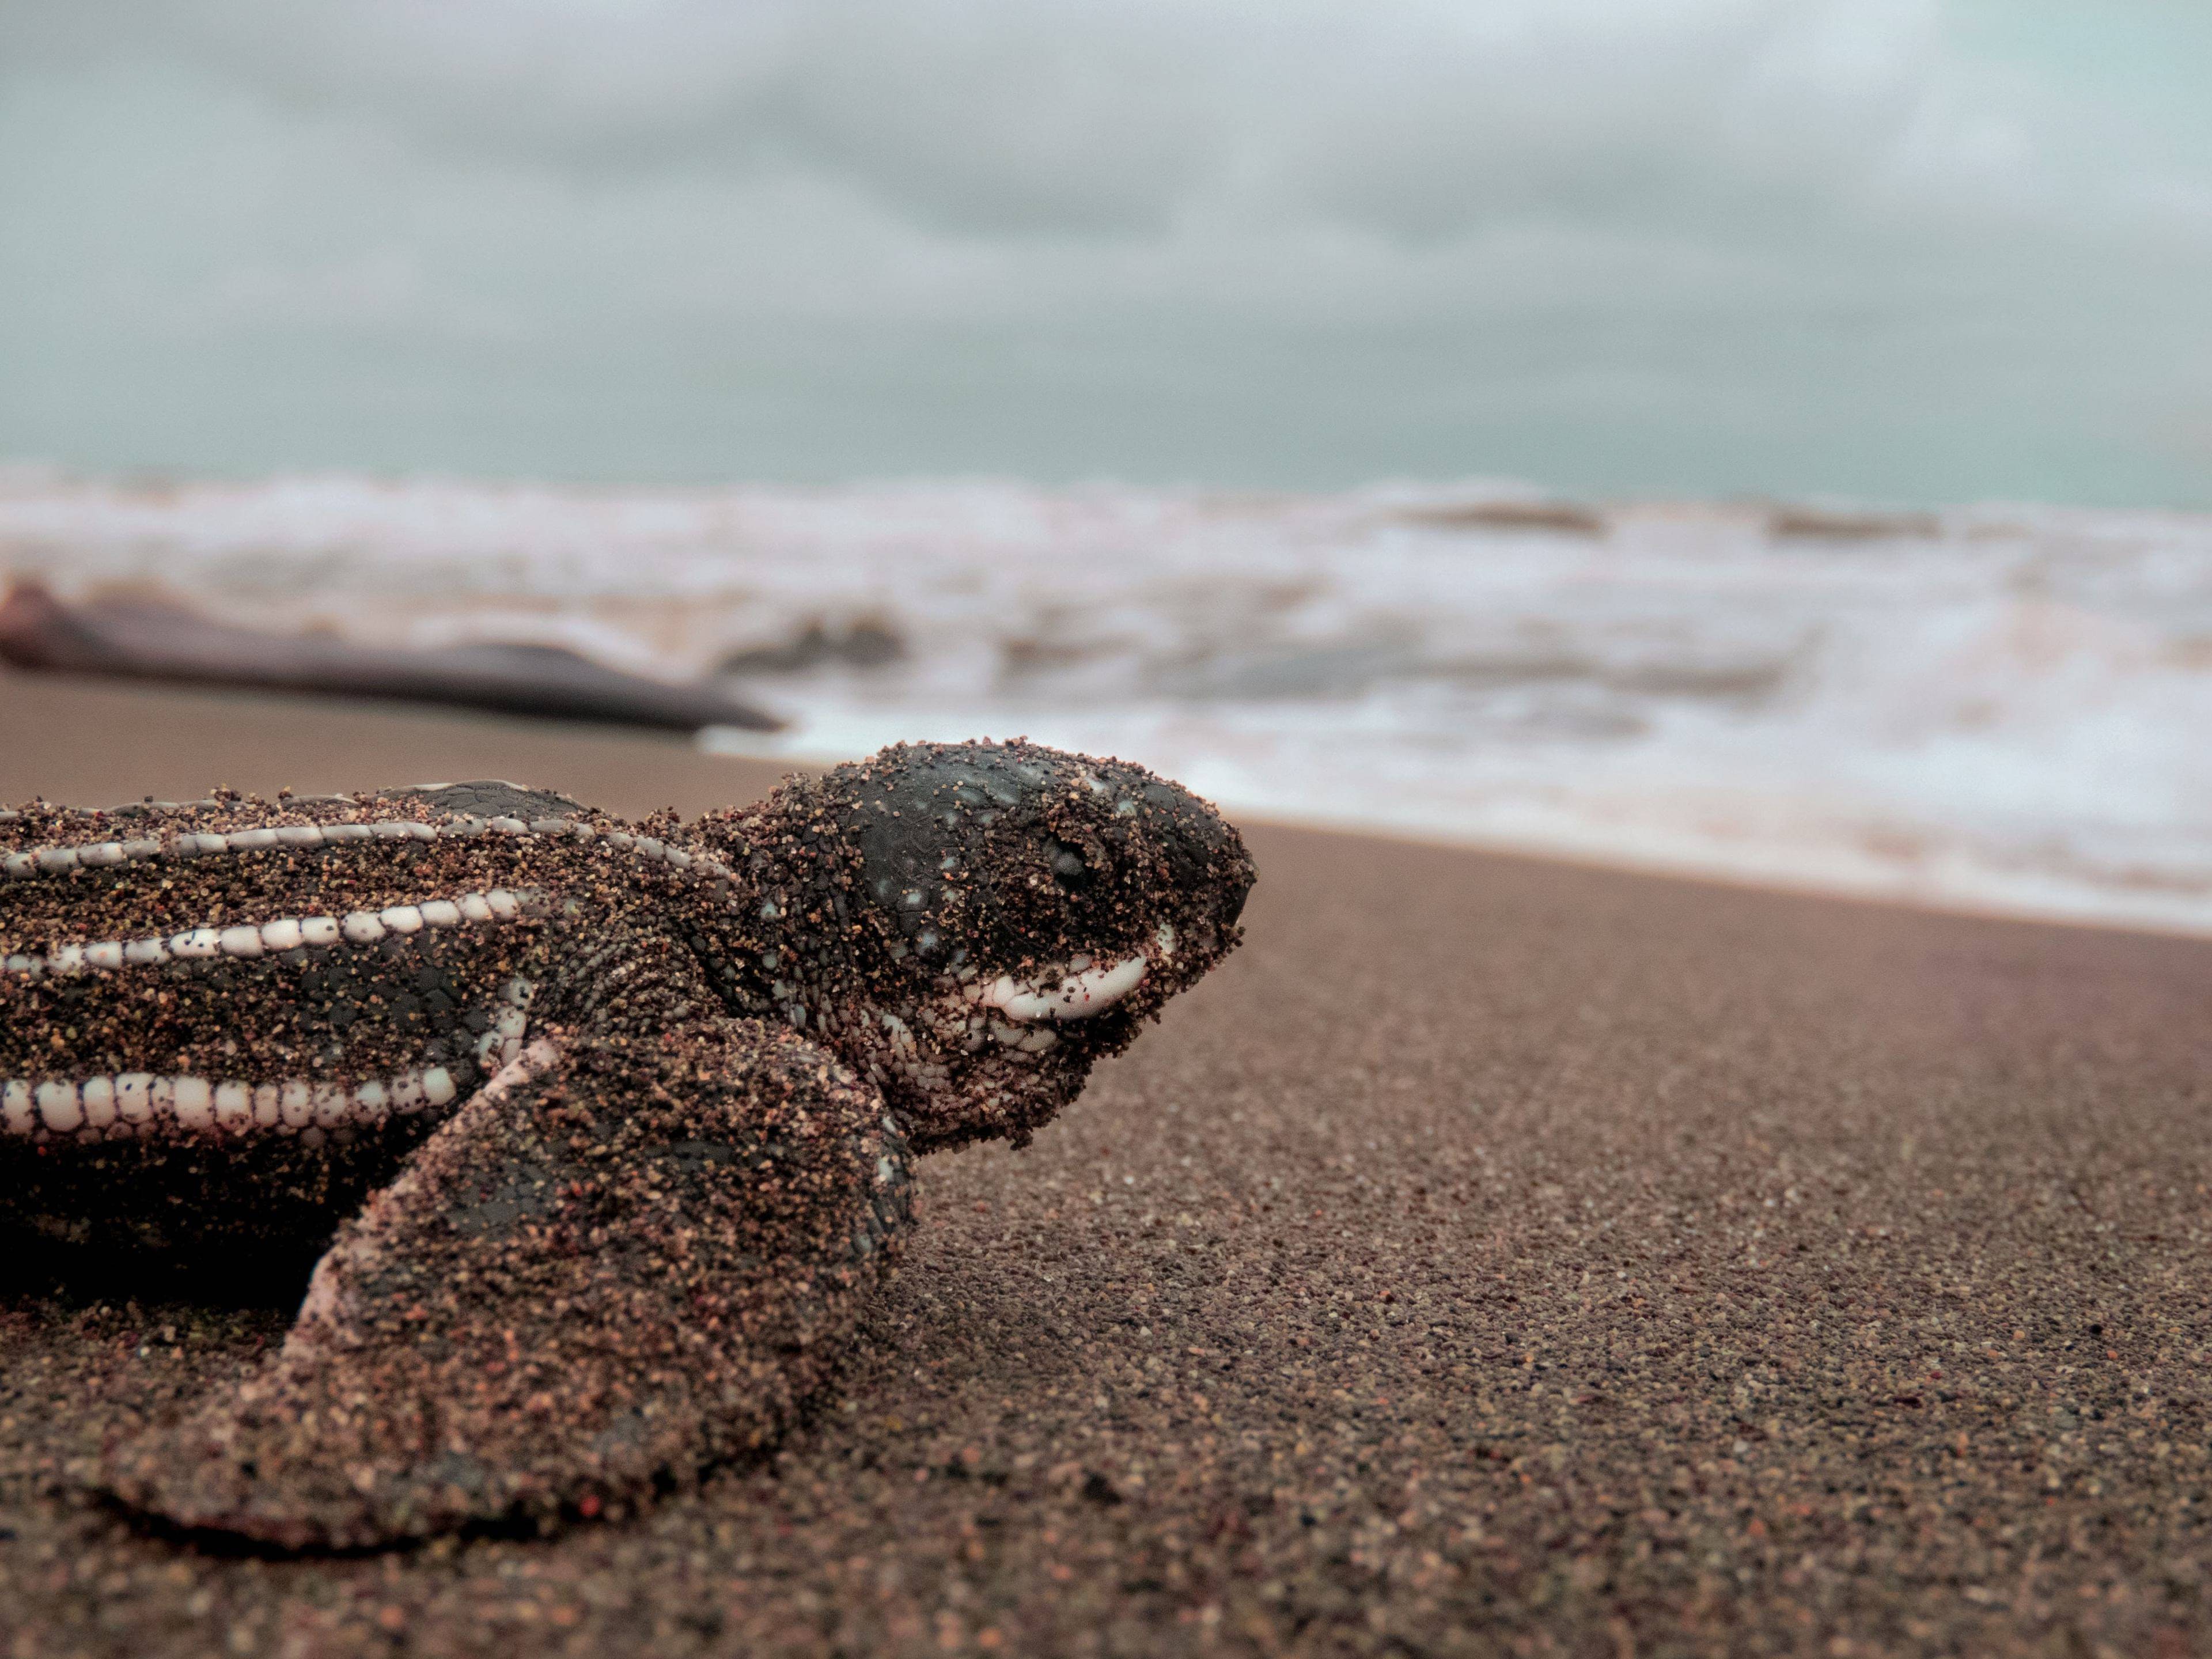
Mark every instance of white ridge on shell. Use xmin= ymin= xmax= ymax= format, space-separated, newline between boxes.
xmin=37 ymin=1080 xmax=82 ymax=1132
xmin=81 ymin=1076 xmax=116 ymax=1128
xmin=280 ymin=1081 xmax=313 ymax=1127
xmin=116 ymin=1074 xmax=152 ymax=1123
xmin=2 ymin=889 xmax=550 ymax=978
xmin=1 ymin=820 xmax=731 ymax=927
xmin=172 ymin=1077 xmax=213 ymax=1128
xmin=0 ymin=1054 xmax=499 ymax=1141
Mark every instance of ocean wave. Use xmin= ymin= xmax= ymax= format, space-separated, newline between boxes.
xmin=6 ymin=468 xmax=2211 ymax=935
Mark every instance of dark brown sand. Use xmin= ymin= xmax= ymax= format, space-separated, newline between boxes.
xmin=5 ymin=669 xmax=2211 ymax=1657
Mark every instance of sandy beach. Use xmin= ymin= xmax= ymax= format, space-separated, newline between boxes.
xmin=4 ymin=668 xmax=2210 ymax=1657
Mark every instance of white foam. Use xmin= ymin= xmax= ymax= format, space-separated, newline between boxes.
xmin=10 ymin=474 xmax=2212 ymax=935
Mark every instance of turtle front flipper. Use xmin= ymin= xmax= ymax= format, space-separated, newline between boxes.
xmin=103 ymin=1016 xmax=911 ymax=1551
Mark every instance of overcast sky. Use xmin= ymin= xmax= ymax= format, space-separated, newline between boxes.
xmin=3 ymin=0 xmax=2211 ymax=504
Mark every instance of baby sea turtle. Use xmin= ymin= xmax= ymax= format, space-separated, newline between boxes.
xmin=0 ymin=741 xmax=1255 ymax=1549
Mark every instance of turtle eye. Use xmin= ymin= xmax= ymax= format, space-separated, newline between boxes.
xmin=1045 ymin=838 xmax=1089 ymax=888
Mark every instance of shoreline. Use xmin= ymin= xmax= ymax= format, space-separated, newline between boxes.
xmin=15 ymin=463 xmax=2211 ymax=952
xmin=5 ymin=661 xmax=2184 ymax=951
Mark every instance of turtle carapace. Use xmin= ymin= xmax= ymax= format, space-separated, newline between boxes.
xmin=0 ymin=741 xmax=1255 ymax=1550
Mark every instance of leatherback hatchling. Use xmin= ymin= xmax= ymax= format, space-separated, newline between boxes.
xmin=0 ymin=740 xmax=1255 ymax=1548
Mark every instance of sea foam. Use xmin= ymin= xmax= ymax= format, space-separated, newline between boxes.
xmin=6 ymin=469 xmax=2210 ymax=936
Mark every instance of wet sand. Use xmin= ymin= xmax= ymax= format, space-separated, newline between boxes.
xmin=5 ymin=669 xmax=2211 ymax=1657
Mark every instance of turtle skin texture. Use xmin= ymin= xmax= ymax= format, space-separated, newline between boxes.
xmin=0 ymin=741 xmax=1254 ymax=1548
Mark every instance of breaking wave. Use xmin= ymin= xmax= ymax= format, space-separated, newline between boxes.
xmin=6 ymin=469 xmax=2212 ymax=936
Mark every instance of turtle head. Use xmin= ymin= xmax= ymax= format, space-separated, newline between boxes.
xmin=698 ymin=740 xmax=1255 ymax=1151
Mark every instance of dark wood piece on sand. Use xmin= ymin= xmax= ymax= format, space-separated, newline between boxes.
xmin=0 ymin=581 xmax=780 ymax=732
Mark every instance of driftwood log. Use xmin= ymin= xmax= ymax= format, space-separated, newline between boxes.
xmin=0 ymin=582 xmax=779 ymax=733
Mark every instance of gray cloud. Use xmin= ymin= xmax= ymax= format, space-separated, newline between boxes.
xmin=2 ymin=0 xmax=2209 ymax=500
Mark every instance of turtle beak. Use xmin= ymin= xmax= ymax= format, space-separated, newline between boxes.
xmin=967 ymin=948 xmax=1153 ymax=1024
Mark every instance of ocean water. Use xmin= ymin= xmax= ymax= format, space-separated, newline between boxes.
xmin=6 ymin=470 xmax=2211 ymax=936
